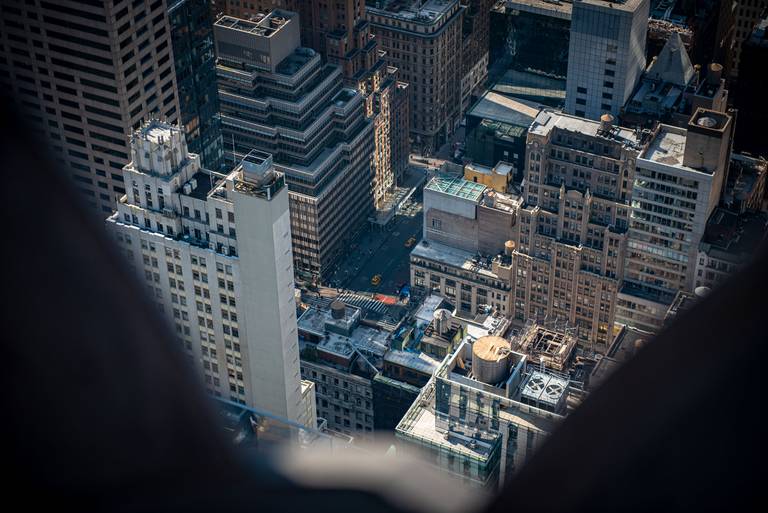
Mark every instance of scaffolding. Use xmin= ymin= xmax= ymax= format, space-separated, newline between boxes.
xmin=511 ymin=318 xmax=578 ymax=372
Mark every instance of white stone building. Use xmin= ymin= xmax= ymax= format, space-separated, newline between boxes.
xmin=106 ymin=120 xmax=315 ymax=428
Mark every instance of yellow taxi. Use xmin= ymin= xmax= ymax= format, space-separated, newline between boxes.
xmin=371 ymin=275 xmax=382 ymax=286
xmin=404 ymin=236 xmax=416 ymax=248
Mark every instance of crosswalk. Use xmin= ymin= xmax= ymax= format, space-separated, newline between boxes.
xmin=337 ymin=292 xmax=389 ymax=316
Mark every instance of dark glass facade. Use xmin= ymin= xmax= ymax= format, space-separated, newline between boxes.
xmin=169 ymin=0 xmax=223 ymax=170
xmin=371 ymin=374 xmax=420 ymax=432
xmin=490 ymin=7 xmax=570 ymax=107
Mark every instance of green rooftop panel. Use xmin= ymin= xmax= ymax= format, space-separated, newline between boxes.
xmin=425 ymin=176 xmax=486 ymax=201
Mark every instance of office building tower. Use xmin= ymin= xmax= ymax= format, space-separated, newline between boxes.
xmin=513 ymin=110 xmax=647 ymax=350
xmin=366 ymin=0 xmax=465 ymax=154
xmin=215 ymin=11 xmax=375 ymax=278
xmin=460 ymin=0 xmax=492 ymax=113
xmin=733 ymin=16 xmax=768 ymax=157
xmin=213 ymin=0 xmax=411 ymax=191
xmin=695 ymin=208 xmax=768 ymax=291
xmin=169 ymin=0 xmax=224 ymax=170
xmin=565 ymin=0 xmax=650 ymax=120
xmin=106 ymin=120 xmax=315 ymax=427
xmin=722 ymin=153 xmax=768 ymax=215
xmin=490 ymin=0 xmax=572 ymax=107
xmin=617 ymin=108 xmax=733 ymax=332
xmin=726 ymin=0 xmax=767 ymax=81
xmin=0 ymin=0 xmax=181 ymax=215
xmin=290 ymin=0 xmax=410 ymax=205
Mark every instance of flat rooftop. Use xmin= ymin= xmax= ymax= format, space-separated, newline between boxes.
xmin=642 ymin=126 xmax=687 ymax=168
xmin=275 ymin=47 xmax=317 ymax=75
xmin=468 ymin=91 xmax=541 ymax=127
xmin=414 ymin=295 xmax=452 ymax=325
xmin=702 ymin=210 xmax=768 ymax=259
xmin=412 ymin=240 xmax=501 ymax=280
xmin=297 ymin=304 xmax=361 ymax=337
xmin=625 ymin=79 xmax=685 ymax=114
xmin=529 ymin=110 xmax=640 ymax=147
xmin=367 ymin=0 xmax=458 ymax=24
xmin=384 ymin=350 xmax=440 ymax=376
xmin=425 ymin=176 xmax=486 ymax=202
xmin=577 ymin=0 xmax=645 ymax=14
xmin=182 ymin=171 xmax=224 ymax=201
xmin=506 ymin=0 xmax=573 ymax=19
xmin=398 ymin=395 xmax=499 ymax=462
xmin=318 ymin=324 xmax=391 ymax=360
xmin=214 ymin=11 xmax=294 ymax=37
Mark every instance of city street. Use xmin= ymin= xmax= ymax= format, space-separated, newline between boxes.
xmin=326 ymin=186 xmax=424 ymax=296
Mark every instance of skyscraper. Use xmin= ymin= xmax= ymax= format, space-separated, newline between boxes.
xmin=212 ymin=0 xmax=411 ymax=193
xmin=106 ymin=119 xmax=315 ymax=426
xmin=0 ymin=0 xmax=181 ymax=215
xmin=169 ymin=0 xmax=224 ymax=170
xmin=513 ymin=110 xmax=646 ymax=350
xmin=367 ymin=0 xmax=465 ymax=154
xmin=565 ymin=0 xmax=650 ymax=120
xmin=725 ymin=0 xmax=767 ymax=82
xmin=617 ymin=108 xmax=733 ymax=332
xmin=460 ymin=0 xmax=492 ymax=113
xmin=215 ymin=11 xmax=375 ymax=278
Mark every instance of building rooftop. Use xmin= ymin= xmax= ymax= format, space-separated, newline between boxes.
xmin=140 ymin=120 xmax=180 ymax=145
xmin=588 ymin=325 xmax=652 ymax=391
xmin=642 ymin=125 xmax=687 ymax=167
xmin=663 ymin=289 xmax=706 ymax=327
xmin=425 ymin=176 xmax=487 ymax=202
xmin=384 ymin=350 xmax=441 ymax=376
xmin=491 ymin=69 xmax=566 ymax=105
xmin=506 ymin=0 xmax=573 ymax=19
xmin=576 ymin=0 xmax=645 ymax=14
xmin=398 ymin=396 xmax=500 ymax=462
xmin=315 ymin=324 xmax=390 ymax=362
xmin=214 ymin=11 xmax=294 ymax=38
xmin=411 ymin=240 xmax=501 ymax=280
xmin=182 ymin=171 xmax=223 ymax=201
xmin=529 ymin=110 xmax=641 ymax=147
xmin=646 ymin=32 xmax=694 ymax=86
xmin=367 ymin=0 xmax=459 ymax=25
xmin=297 ymin=303 xmax=362 ymax=338
xmin=414 ymin=295 xmax=452 ymax=326
xmin=519 ymin=370 xmax=569 ymax=409
xmin=467 ymin=91 xmax=542 ymax=127
xmin=700 ymin=209 xmax=768 ymax=262
xmin=275 ymin=47 xmax=317 ymax=75
xmin=512 ymin=324 xmax=578 ymax=372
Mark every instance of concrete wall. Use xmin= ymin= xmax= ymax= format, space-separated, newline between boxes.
xmin=235 ymin=182 xmax=303 ymax=422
